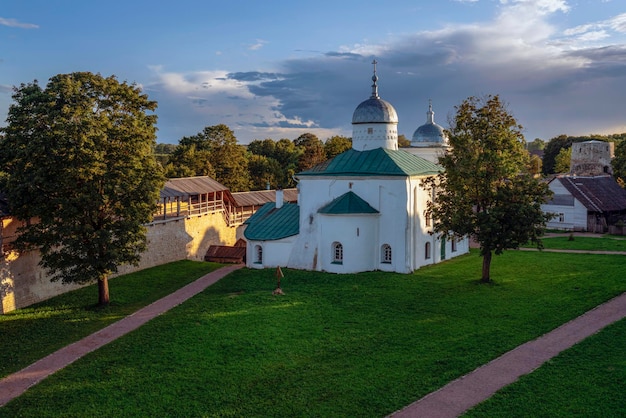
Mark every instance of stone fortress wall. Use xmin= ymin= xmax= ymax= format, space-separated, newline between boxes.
xmin=1 ymin=213 xmax=241 ymax=313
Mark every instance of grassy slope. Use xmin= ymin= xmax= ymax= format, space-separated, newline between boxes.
xmin=1 ymin=250 xmax=624 ymax=417
xmin=464 ymin=318 xmax=626 ymax=417
xmin=0 ymin=260 xmax=223 ymax=378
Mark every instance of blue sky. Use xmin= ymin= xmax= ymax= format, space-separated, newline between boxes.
xmin=1 ymin=0 xmax=625 ymax=144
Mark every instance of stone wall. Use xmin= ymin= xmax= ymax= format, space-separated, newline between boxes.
xmin=570 ymin=141 xmax=614 ymax=176
xmin=1 ymin=212 xmax=242 ymax=313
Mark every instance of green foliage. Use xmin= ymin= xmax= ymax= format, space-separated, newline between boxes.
xmin=542 ymin=133 xmax=622 ymax=175
xmin=247 ymin=154 xmax=283 ymax=190
xmin=0 ymin=72 xmax=165 ymax=305
xmin=167 ymin=124 xmax=250 ymax=191
xmin=465 ymin=319 xmax=626 ymax=418
xmin=612 ymin=139 xmax=626 ymax=186
xmin=2 ymin=251 xmax=625 ymax=416
xmin=398 ymin=133 xmax=411 ymax=147
xmin=554 ymin=146 xmax=572 ymax=173
xmin=424 ymin=95 xmax=552 ymax=282
xmin=294 ymin=132 xmax=326 ymax=172
xmin=526 ymin=138 xmax=545 ymax=152
xmin=324 ymin=135 xmax=352 ymax=159
xmin=247 ymin=138 xmax=301 ymax=189
xmin=0 ymin=261 xmax=223 ymax=379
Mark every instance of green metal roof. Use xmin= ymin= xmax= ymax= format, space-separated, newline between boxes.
xmin=298 ymin=148 xmax=442 ymax=177
xmin=243 ymin=202 xmax=300 ymax=241
xmin=318 ymin=191 xmax=379 ymax=215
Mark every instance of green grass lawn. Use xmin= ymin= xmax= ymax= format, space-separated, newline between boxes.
xmin=464 ymin=317 xmax=626 ymax=417
xmin=1 ymin=250 xmax=624 ymax=417
xmin=530 ymin=235 xmax=626 ymax=251
xmin=0 ymin=260 xmax=223 ymax=379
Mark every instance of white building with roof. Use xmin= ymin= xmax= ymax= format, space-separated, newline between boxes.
xmin=244 ymin=63 xmax=469 ymax=274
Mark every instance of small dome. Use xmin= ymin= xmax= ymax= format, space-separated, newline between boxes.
xmin=352 ymin=62 xmax=398 ymax=125
xmin=411 ymin=101 xmax=447 ymax=147
xmin=352 ymin=97 xmax=398 ymax=124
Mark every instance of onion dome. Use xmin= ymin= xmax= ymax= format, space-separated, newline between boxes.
xmin=352 ymin=62 xmax=398 ymax=125
xmin=351 ymin=60 xmax=399 ymax=151
xmin=411 ymin=100 xmax=447 ymax=147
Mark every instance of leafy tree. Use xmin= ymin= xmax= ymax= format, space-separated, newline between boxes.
xmin=612 ymin=139 xmax=626 ymax=186
xmin=542 ymin=135 xmax=572 ymax=175
xmin=324 ymin=135 xmax=352 ymax=159
xmin=0 ymin=72 xmax=164 ymax=305
xmin=165 ymin=144 xmax=215 ymax=178
xmin=526 ymin=138 xmax=545 ymax=152
xmin=247 ymin=154 xmax=283 ymax=190
xmin=554 ymin=147 xmax=572 ymax=174
xmin=294 ymin=133 xmax=326 ymax=172
xmin=528 ymin=153 xmax=543 ymax=177
xmin=174 ymin=124 xmax=250 ymax=191
xmin=154 ymin=143 xmax=178 ymax=154
xmin=423 ymin=95 xmax=551 ymax=283
xmin=398 ymin=134 xmax=411 ymax=147
xmin=247 ymin=138 xmax=277 ymax=158
xmin=247 ymin=138 xmax=301 ymax=188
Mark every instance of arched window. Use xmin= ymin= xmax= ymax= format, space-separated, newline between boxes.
xmin=381 ymin=244 xmax=392 ymax=264
xmin=425 ymin=242 xmax=431 ymax=259
xmin=332 ymin=242 xmax=343 ymax=264
xmin=254 ymin=245 xmax=263 ymax=264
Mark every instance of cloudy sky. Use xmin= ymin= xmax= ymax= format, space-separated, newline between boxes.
xmin=1 ymin=0 xmax=625 ymax=144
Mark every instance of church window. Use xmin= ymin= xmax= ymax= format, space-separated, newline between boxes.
xmin=559 ymin=213 xmax=565 ymax=222
xmin=425 ymin=211 xmax=431 ymax=227
xmin=425 ymin=242 xmax=431 ymax=259
xmin=368 ymin=127 xmax=373 ymax=134
xmin=332 ymin=242 xmax=343 ymax=264
xmin=254 ymin=245 xmax=263 ymax=264
xmin=381 ymin=244 xmax=392 ymax=263
xmin=451 ymin=238 xmax=457 ymax=253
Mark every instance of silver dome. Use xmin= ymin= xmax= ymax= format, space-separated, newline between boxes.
xmin=411 ymin=101 xmax=447 ymax=146
xmin=352 ymin=97 xmax=398 ymax=124
xmin=352 ymin=60 xmax=398 ymax=125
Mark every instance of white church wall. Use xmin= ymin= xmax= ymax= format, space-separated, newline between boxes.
xmin=246 ymin=236 xmax=296 ymax=269
xmin=318 ymin=214 xmax=378 ymax=273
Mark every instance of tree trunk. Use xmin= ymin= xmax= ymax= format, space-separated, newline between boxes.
xmin=98 ymin=275 xmax=110 ymax=306
xmin=481 ymin=251 xmax=492 ymax=283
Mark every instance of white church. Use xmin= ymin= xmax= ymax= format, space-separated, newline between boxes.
xmin=244 ymin=64 xmax=469 ymax=274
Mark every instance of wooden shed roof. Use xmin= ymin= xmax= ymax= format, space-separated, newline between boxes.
xmin=556 ymin=175 xmax=626 ymax=213
xmin=160 ymin=176 xmax=232 ymax=200
xmin=231 ymin=188 xmax=298 ymax=207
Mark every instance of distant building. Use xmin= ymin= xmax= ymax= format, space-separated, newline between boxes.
xmin=244 ymin=63 xmax=469 ymax=274
xmin=542 ymin=176 xmax=626 ymax=232
xmin=570 ymin=140 xmax=614 ymax=176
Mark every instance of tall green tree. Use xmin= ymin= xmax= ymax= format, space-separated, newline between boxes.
xmin=0 ymin=72 xmax=164 ymax=305
xmin=173 ymin=124 xmax=250 ymax=191
xmin=324 ymin=135 xmax=352 ymax=159
xmin=294 ymin=133 xmax=326 ymax=172
xmin=612 ymin=139 xmax=626 ymax=187
xmin=423 ymin=95 xmax=551 ymax=283
xmin=397 ymin=134 xmax=411 ymax=148
xmin=542 ymin=135 xmax=572 ymax=175
xmin=554 ymin=147 xmax=572 ymax=174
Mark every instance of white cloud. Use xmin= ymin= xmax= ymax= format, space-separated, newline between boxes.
xmin=0 ymin=17 xmax=38 ymax=29
xmin=248 ymin=39 xmax=268 ymax=51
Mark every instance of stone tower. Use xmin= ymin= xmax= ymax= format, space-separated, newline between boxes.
xmin=570 ymin=140 xmax=614 ymax=176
